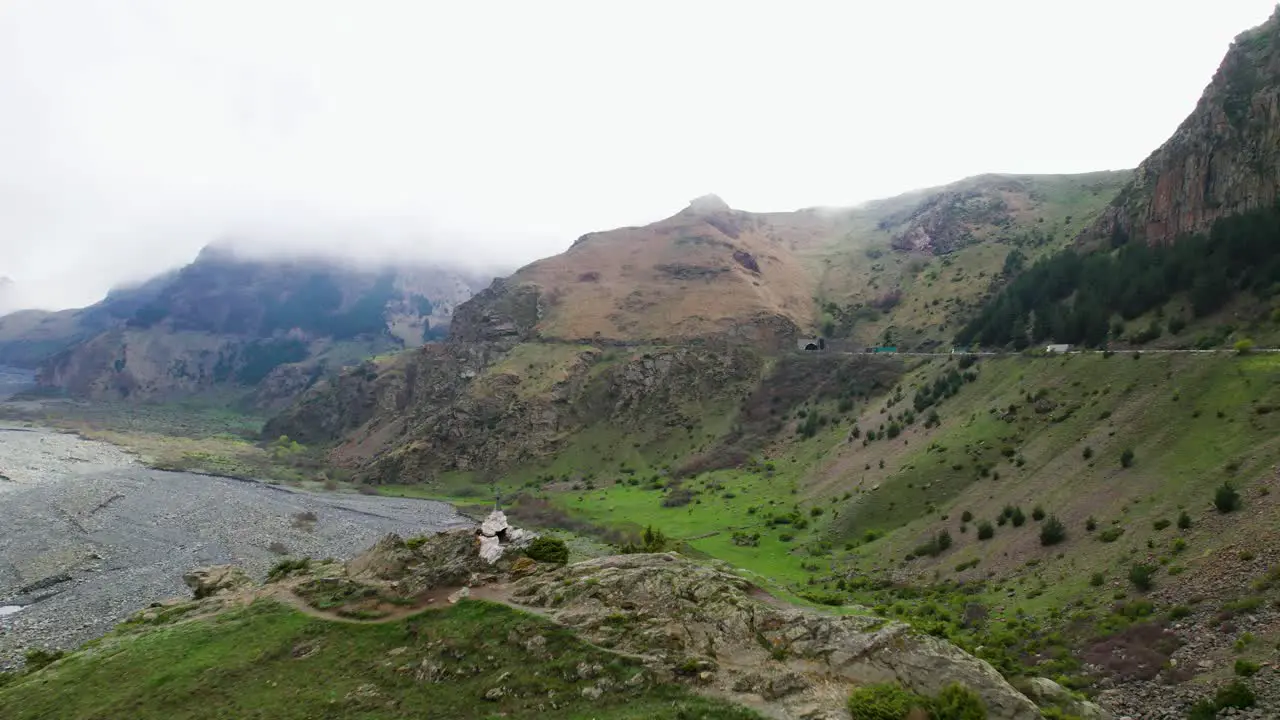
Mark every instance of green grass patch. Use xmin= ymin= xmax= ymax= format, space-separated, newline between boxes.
xmin=0 ymin=600 xmax=760 ymax=720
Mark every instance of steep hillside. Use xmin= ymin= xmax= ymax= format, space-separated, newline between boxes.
xmin=1085 ymin=7 xmax=1280 ymax=246
xmin=812 ymin=172 xmax=1130 ymax=349
xmin=961 ymin=12 xmax=1280 ymax=352
xmin=35 ymin=245 xmax=490 ymax=406
xmin=452 ymin=195 xmax=831 ymax=347
xmin=453 ymin=176 xmax=1128 ymax=353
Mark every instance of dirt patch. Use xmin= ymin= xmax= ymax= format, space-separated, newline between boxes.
xmin=1080 ymin=621 xmax=1182 ymax=681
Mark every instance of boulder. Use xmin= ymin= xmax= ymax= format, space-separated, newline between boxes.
xmin=479 ymin=510 xmax=510 ymax=537
xmin=347 ymin=533 xmax=415 ymax=581
xmin=1023 ymin=677 xmax=1113 ymax=720
xmin=183 ymin=565 xmax=251 ymax=599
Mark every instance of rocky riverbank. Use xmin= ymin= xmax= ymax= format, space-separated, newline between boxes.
xmin=0 ymin=424 xmax=470 ymax=669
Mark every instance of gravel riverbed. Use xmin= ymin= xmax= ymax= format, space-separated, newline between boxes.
xmin=0 ymin=424 xmax=471 ymax=669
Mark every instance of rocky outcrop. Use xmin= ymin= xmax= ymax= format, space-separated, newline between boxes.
xmin=265 ymin=341 xmax=763 ymax=482
xmin=183 ymin=565 xmax=252 ymax=600
xmin=508 ymin=553 xmax=1042 ymax=720
xmin=31 ymin=245 xmax=491 ymax=403
xmin=1083 ymin=9 xmax=1280 ymax=245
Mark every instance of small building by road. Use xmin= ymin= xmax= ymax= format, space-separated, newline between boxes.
xmin=1045 ymin=344 xmax=1071 ymax=353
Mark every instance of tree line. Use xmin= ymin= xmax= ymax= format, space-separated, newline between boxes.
xmin=956 ymin=202 xmax=1280 ymax=348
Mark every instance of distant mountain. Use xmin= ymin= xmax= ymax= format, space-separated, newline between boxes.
xmin=21 ymin=246 xmax=493 ymax=407
xmin=452 ymin=173 xmax=1129 ymax=353
xmin=0 ymin=277 xmax=13 ymax=314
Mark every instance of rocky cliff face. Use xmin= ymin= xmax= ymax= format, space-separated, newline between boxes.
xmin=265 ymin=341 xmax=763 ymax=482
xmin=1085 ymin=9 xmax=1280 ymax=245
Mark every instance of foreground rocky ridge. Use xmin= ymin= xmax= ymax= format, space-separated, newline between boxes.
xmin=88 ymin=521 xmax=1096 ymax=720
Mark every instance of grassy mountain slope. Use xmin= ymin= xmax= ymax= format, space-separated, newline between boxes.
xmin=452 ymin=174 xmax=1129 ymax=352
xmin=811 ymin=172 xmax=1130 ymax=349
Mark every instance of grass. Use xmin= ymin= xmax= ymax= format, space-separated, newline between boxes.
xmin=0 ymin=600 xmax=761 ymax=720
xmin=0 ymin=399 xmax=356 ymax=487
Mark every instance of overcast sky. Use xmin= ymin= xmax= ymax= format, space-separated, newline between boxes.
xmin=0 ymin=0 xmax=1275 ymax=310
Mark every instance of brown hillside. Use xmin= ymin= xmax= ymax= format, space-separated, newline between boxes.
xmin=454 ymin=195 xmax=836 ymax=346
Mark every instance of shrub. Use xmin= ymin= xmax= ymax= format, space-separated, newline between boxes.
xmin=1129 ymin=563 xmax=1156 ymax=592
xmin=1234 ymin=338 xmax=1255 ymax=355
xmin=930 ymin=683 xmax=988 ymax=720
xmin=1152 ymin=519 xmax=1170 ymax=531
xmin=1234 ymin=659 xmax=1260 ymax=677
xmin=847 ymin=683 xmax=929 ymax=720
xmin=1085 ymin=516 xmax=1098 ymax=532
xmin=1215 ymin=482 xmax=1242 ymax=513
xmin=961 ymin=510 xmax=973 ymax=523
xmin=1187 ymin=699 xmax=1217 ymax=720
xmin=1098 ymin=527 xmax=1124 ymax=543
xmin=526 ymin=536 xmax=569 ymax=564
xmin=1090 ymin=572 xmax=1105 ymax=587
xmin=1082 ymin=446 xmax=1093 ymax=460
xmin=1039 ymin=516 xmax=1066 ymax=546
xmin=1031 ymin=506 xmax=1046 ymax=522
xmin=622 ymin=525 xmax=669 ymax=554
xmin=1214 ymin=680 xmax=1256 ymax=710
xmin=977 ymin=521 xmax=995 ymax=540
xmin=1171 ymin=538 xmax=1187 ymax=554
xmin=1120 ymin=448 xmax=1135 ymax=468
xmin=1177 ymin=510 xmax=1192 ymax=529
xmin=267 ymin=557 xmax=311 ymax=582
xmin=1011 ymin=507 xmax=1026 ymax=527
xmin=22 ymin=648 xmax=65 ymax=672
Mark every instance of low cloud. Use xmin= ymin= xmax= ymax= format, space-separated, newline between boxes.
xmin=0 ymin=0 xmax=1273 ymax=310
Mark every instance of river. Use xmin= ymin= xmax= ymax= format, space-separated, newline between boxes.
xmin=0 ymin=424 xmax=469 ymax=669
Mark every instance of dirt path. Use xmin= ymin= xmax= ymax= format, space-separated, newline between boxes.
xmin=264 ymin=582 xmax=540 ymax=625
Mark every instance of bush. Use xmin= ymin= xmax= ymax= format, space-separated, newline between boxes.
xmin=22 ymin=648 xmax=65 ymax=672
xmin=1120 ymin=448 xmax=1135 ymax=468
xmin=526 ymin=536 xmax=569 ymax=564
xmin=1039 ymin=516 xmax=1067 ymax=546
xmin=1215 ymin=482 xmax=1242 ymax=513
xmin=1234 ymin=659 xmax=1260 ymax=677
xmin=1214 ymin=680 xmax=1256 ymax=710
xmin=622 ymin=525 xmax=669 ymax=554
xmin=977 ymin=521 xmax=995 ymax=540
xmin=1011 ymin=507 xmax=1026 ymax=527
xmin=1085 ymin=516 xmax=1098 ymax=532
xmin=1098 ymin=527 xmax=1124 ymax=543
xmin=1234 ymin=338 xmax=1255 ymax=355
xmin=267 ymin=557 xmax=311 ymax=583
xmin=1090 ymin=572 xmax=1105 ymax=587
xmin=847 ymin=683 xmax=929 ymax=720
xmin=961 ymin=510 xmax=973 ymax=523
xmin=930 ymin=683 xmax=988 ymax=720
xmin=1152 ymin=519 xmax=1171 ymax=531
xmin=1129 ymin=563 xmax=1156 ymax=592
xmin=1082 ymin=446 xmax=1094 ymax=460
xmin=1177 ymin=510 xmax=1193 ymax=529
xmin=1187 ymin=699 xmax=1217 ymax=720
xmin=1031 ymin=506 xmax=1046 ymax=522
